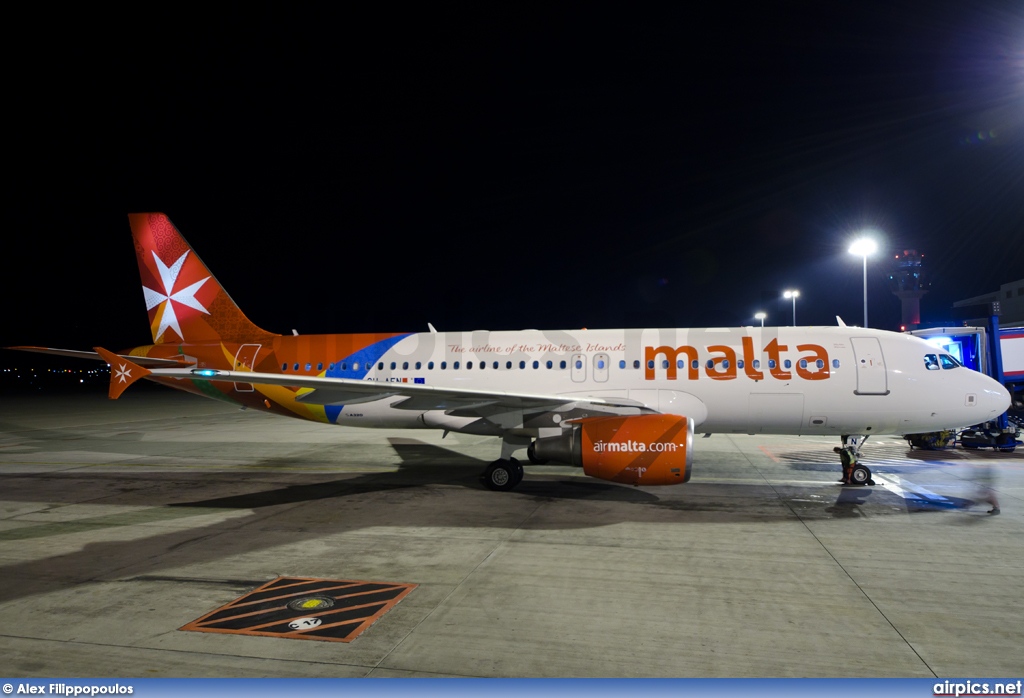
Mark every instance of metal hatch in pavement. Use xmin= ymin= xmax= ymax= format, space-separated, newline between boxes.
xmin=180 ymin=576 xmax=417 ymax=643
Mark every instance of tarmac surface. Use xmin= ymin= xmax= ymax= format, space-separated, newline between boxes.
xmin=0 ymin=388 xmax=1021 ymax=678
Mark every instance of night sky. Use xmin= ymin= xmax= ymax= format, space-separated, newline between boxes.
xmin=7 ymin=2 xmax=1023 ymax=356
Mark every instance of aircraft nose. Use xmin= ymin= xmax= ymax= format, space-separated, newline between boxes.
xmin=977 ymin=383 xmax=1011 ymax=419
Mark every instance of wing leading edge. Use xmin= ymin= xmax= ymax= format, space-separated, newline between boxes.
xmin=94 ymin=349 xmax=656 ymax=422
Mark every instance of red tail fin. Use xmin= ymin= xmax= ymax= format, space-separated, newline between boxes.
xmin=129 ymin=213 xmax=277 ymax=344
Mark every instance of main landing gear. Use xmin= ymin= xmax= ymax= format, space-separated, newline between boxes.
xmin=836 ymin=434 xmax=875 ymax=486
xmin=481 ymin=458 xmax=524 ymax=491
xmin=481 ymin=434 xmax=531 ymax=491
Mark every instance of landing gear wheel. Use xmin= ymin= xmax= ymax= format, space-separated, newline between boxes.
xmin=482 ymin=458 xmax=522 ymax=491
xmin=849 ymin=463 xmax=873 ymax=486
xmin=509 ymin=458 xmax=524 ymax=487
xmin=526 ymin=442 xmax=549 ymax=465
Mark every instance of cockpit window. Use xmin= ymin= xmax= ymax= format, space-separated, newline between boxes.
xmin=924 ymin=354 xmax=939 ymax=370
xmin=939 ymin=354 xmax=961 ymax=369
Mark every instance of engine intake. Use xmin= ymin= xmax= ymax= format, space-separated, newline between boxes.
xmin=531 ymin=414 xmax=693 ymax=485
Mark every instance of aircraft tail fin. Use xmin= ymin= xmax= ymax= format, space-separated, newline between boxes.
xmin=128 ymin=213 xmax=277 ymax=344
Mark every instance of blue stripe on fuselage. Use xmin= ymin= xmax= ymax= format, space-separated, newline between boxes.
xmin=323 ymin=334 xmax=411 ymax=423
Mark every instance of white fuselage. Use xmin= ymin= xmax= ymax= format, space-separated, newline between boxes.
xmin=318 ymin=326 xmax=1009 ymax=436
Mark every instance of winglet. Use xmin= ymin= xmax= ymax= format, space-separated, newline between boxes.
xmin=94 ymin=347 xmax=152 ymax=399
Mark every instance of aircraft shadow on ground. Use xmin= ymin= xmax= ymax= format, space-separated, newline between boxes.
xmin=0 ymin=430 xmax=968 ymax=605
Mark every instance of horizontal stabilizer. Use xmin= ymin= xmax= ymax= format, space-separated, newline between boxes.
xmin=6 ymin=346 xmax=190 ymax=368
xmin=94 ymin=347 xmax=152 ymax=399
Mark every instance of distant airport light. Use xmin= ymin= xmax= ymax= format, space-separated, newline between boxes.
xmin=754 ymin=312 xmax=766 ymax=327
xmin=849 ymin=235 xmax=879 ymax=328
xmin=783 ymin=290 xmax=800 ymax=326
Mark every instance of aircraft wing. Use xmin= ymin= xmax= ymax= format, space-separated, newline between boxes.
xmin=142 ymin=366 xmax=653 ymax=417
xmin=172 ymin=364 xmax=647 ymax=413
xmin=7 ymin=346 xmax=191 ymax=368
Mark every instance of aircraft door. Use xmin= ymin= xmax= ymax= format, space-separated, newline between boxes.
xmin=232 ymin=344 xmax=261 ymax=392
xmin=571 ymin=353 xmax=587 ymax=383
xmin=851 ymin=337 xmax=889 ymax=395
xmin=593 ymin=353 xmax=609 ymax=383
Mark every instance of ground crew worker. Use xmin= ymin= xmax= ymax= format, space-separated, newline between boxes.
xmin=833 ymin=445 xmax=857 ymax=484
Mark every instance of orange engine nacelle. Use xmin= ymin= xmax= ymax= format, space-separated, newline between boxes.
xmin=531 ymin=414 xmax=694 ymax=486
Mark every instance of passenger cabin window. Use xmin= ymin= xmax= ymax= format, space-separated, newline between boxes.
xmin=619 ymin=360 xmax=626 ymax=369
xmin=317 ymin=363 xmax=323 ymax=371
xmin=533 ymin=361 xmax=539 ymax=369
xmin=633 ymin=360 xmax=640 ymax=369
xmin=440 ymin=361 xmax=447 ymax=370
xmin=282 ymin=363 xmax=288 ymax=371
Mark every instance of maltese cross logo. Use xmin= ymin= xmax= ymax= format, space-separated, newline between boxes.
xmin=114 ymin=363 xmax=132 ymax=384
xmin=143 ymin=250 xmax=211 ymax=342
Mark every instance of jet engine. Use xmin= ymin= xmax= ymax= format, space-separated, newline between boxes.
xmin=531 ymin=414 xmax=693 ymax=485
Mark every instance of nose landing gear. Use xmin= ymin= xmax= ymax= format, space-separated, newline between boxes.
xmin=836 ymin=435 xmax=875 ymax=486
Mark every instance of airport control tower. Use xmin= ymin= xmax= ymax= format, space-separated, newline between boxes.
xmin=888 ymin=249 xmax=928 ymax=329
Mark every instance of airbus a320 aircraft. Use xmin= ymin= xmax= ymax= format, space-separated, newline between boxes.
xmin=11 ymin=213 xmax=1011 ymax=491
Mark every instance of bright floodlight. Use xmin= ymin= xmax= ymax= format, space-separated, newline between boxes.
xmin=782 ymin=290 xmax=799 ymax=325
xmin=754 ymin=311 xmax=766 ymax=327
xmin=849 ymin=238 xmax=878 ymax=257
xmin=849 ymin=236 xmax=878 ymax=327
